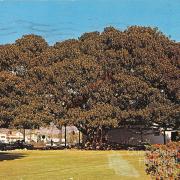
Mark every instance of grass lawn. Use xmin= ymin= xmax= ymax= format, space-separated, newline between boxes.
xmin=0 ymin=150 xmax=150 ymax=180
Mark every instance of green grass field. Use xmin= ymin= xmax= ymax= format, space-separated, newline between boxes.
xmin=0 ymin=150 xmax=150 ymax=180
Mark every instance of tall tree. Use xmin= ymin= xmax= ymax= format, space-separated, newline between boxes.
xmin=0 ymin=26 xmax=179 ymax=146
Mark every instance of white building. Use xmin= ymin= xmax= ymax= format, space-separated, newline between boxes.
xmin=0 ymin=125 xmax=79 ymax=145
xmin=107 ymin=127 xmax=171 ymax=145
xmin=0 ymin=132 xmax=8 ymax=143
xmin=0 ymin=129 xmax=24 ymax=143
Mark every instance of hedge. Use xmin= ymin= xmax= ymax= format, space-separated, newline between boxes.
xmin=145 ymin=142 xmax=180 ymax=180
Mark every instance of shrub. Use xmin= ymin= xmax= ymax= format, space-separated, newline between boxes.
xmin=145 ymin=142 xmax=180 ymax=179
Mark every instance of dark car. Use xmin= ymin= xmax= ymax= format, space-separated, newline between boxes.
xmin=0 ymin=142 xmax=6 ymax=151
xmin=135 ymin=142 xmax=151 ymax=150
xmin=12 ymin=140 xmax=33 ymax=150
xmin=0 ymin=141 xmax=34 ymax=151
xmin=0 ymin=142 xmax=16 ymax=151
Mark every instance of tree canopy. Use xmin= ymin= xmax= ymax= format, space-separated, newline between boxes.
xmin=0 ymin=27 xmax=179 ymax=144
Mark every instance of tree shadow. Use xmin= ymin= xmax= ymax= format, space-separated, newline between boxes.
xmin=0 ymin=152 xmax=27 ymax=161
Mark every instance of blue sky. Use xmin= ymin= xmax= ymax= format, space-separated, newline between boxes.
xmin=0 ymin=0 xmax=179 ymax=44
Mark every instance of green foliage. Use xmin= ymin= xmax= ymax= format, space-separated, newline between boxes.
xmin=0 ymin=26 xmax=179 ymax=143
xmin=145 ymin=142 xmax=180 ymax=179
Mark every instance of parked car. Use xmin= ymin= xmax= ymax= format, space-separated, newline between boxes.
xmin=45 ymin=142 xmax=65 ymax=150
xmin=0 ymin=141 xmax=34 ymax=151
xmin=0 ymin=142 xmax=6 ymax=151
xmin=11 ymin=140 xmax=34 ymax=150
xmin=134 ymin=142 xmax=151 ymax=150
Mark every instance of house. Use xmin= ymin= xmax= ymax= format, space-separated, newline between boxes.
xmin=107 ymin=127 xmax=173 ymax=145
xmin=0 ymin=125 xmax=80 ymax=145
xmin=0 ymin=132 xmax=7 ymax=143
xmin=7 ymin=131 xmax=24 ymax=142
xmin=0 ymin=129 xmax=24 ymax=143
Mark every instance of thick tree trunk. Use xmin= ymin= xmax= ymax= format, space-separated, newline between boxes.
xmin=100 ymin=127 xmax=103 ymax=145
xmin=163 ymin=129 xmax=166 ymax=145
xmin=64 ymin=125 xmax=67 ymax=147
xmin=59 ymin=127 xmax=62 ymax=143
xmin=76 ymin=125 xmax=109 ymax=149
xmin=78 ymin=130 xmax=81 ymax=146
xmin=23 ymin=128 xmax=26 ymax=142
xmin=140 ymin=128 xmax=143 ymax=143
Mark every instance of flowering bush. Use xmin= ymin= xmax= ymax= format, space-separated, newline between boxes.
xmin=145 ymin=142 xmax=180 ymax=180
